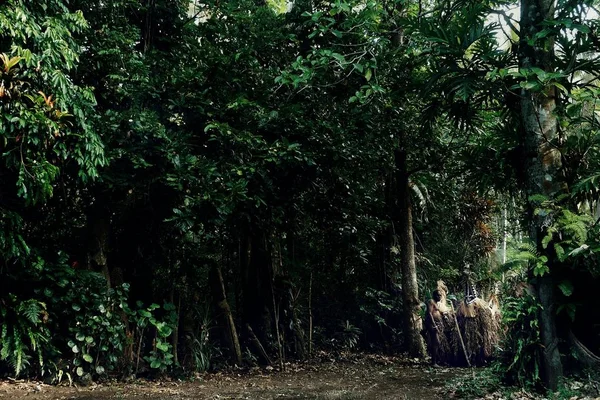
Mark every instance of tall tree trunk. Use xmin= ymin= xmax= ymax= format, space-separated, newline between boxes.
xmin=395 ymin=149 xmax=427 ymax=358
xmin=520 ymin=0 xmax=564 ymax=389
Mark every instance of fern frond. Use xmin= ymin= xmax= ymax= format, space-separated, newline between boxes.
xmin=518 ymin=242 xmax=537 ymax=254
xmin=501 ymin=242 xmax=539 ymax=272
xmin=17 ymin=300 xmax=42 ymax=324
xmin=14 ymin=328 xmax=23 ymax=376
xmin=27 ymin=330 xmax=37 ymax=352
xmin=558 ymin=209 xmax=593 ymax=244
xmin=1 ymin=327 xmax=11 ymax=361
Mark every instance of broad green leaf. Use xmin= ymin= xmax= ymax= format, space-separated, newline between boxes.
xmin=558 ymin=281 xmax=574 ymax=297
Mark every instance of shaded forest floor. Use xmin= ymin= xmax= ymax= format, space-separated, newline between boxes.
xmin=0 ymin=354 xmax=466 ymax=400
xmin=5 ymin=353 xmax=597 ymax=400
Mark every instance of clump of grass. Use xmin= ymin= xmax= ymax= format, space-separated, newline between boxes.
xmin=446 ymin=367 xmax=503 ymax=399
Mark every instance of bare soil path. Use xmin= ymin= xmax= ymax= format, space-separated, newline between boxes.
xmin=0 ymin=354 xmax=466 ymax=400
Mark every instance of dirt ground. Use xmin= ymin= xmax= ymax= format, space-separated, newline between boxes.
xmin=0 ymin=354 xmax=466 ymax=400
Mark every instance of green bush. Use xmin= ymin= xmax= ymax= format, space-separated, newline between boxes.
xmin=64 ymin=276 xmax=130 ymax=380
xmin=497 ymin=292 xmax=542 ymax=387
xmin=358 ymin=286 xmax=403 ymax=350
xmin=336 ymin=320 xmax=362 ymax=350
xmin=1 ymin=254 xmax=179 ymax=381
xmin=131 ymin=301 xmax=178 ymax=373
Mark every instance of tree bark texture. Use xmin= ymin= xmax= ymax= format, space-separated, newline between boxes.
xmin=519 ymin=0 xmax=564 ymax=389
xmin=395 ymin=149 xmax=427 ymax=358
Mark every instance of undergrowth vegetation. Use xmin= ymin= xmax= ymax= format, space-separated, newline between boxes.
xmin=1 ymin=0 xmax=600 ymax=394
xmin=0 ymin=261 xmax=179 ymax=382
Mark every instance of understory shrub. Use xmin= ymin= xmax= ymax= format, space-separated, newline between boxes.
xmin=497 ymin=292 xmax=542 ymax=387
xmin=0 ymin=256 xmax=178 ymax=381
xmin=358 ymin=287 xmax=403 ymax=351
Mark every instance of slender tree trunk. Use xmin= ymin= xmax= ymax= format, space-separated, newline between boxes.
xmin=308 ymin=271 xmax=313 ymax=357
xmin=210 ymin=263 xmax=242 ymax=366
xmin=289 ymin=291 xmax=306 ymax=359
xmin=180 ymin=291 xmax=200 ymax=370
xmin=271 ymin=286 xmax=284 ymax=369
xmin=142 ymin=0 xmax=155 ymax=53
xmin=395 ymin=149 xmax=427 ymax=358
xmin=170 ymin=289 xmax=180 ymax=365
xmin=246 ymin=324 xmax=272 ymax=365
xmin=520 ymin=0 xmax=563 ymax=389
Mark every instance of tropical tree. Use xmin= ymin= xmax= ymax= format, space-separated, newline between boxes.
xmin=417 ymin=0 xmax=600 ymax=389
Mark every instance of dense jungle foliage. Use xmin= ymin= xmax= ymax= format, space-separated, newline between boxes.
xmin=1 ymin=0 xmax=600 ymax=394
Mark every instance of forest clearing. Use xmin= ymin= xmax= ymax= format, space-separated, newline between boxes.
xmin=0 ymin=354 xmax=600 ymax=400
xmin=2 ymin=0 xmax=600 ymax=398
xmin=0 ymin=354 xmax=462 ymax=399
xmin=1 ymin=354 xmax=598 ymax=400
